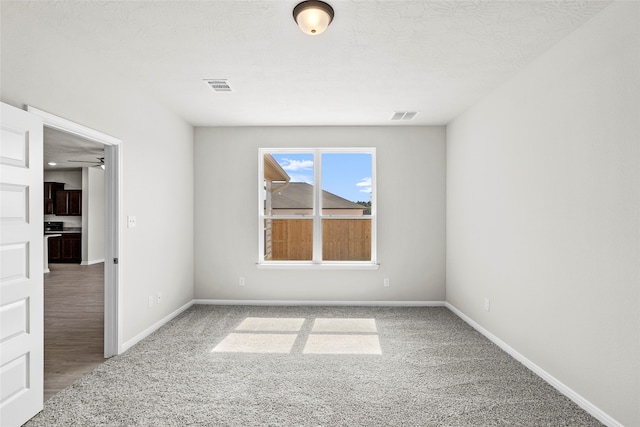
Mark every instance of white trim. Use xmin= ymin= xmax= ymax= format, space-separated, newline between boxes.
xmin=28 ymin=105 xmax=122 ymax=358
xmin=369 ymin=148 xmax=377 ymax=262
xmin=444 ymin=303 xmax=622 ymax=427
xmin=312 ymin=150 xmax=322 ymax=263
xmin=195 ymin=299 xmax=445 ymax=307
xmin=121 ymin=301 xmax=194 ymax=353
xmin=104 ymin=143 xmax=121 ymax=356
xmin=257 ymin=149 xmax=265 ymax=263
xmin=256 ymin=262 xmax=379 ymax=270
xmin=26 ymin=106 xmax=121 ymax=145
xmin=81 ymin=258 xmax=105 ymax=266
xmin=258 ymin=147 xmax=377 ymax=266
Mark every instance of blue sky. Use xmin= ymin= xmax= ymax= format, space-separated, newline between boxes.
xmin=271 ymin=152 xmax=372 ymax=203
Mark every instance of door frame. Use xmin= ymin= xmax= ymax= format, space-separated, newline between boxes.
xmin=28 ymin=106 xmax=122 ymax=357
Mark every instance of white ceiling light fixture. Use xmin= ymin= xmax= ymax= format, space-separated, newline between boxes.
xmin=293 ymin=1 xmax=334 ymax=35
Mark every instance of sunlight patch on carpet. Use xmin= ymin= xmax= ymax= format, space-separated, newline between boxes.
xmin=212 ymin=333 xmax=297 ymax=353
xmin=311 ymin=318 xmax=377 ymax=333
xmin=211 ymin=317 xmax=382 ymax=355
xmin=303 ymin=334 xmax=382 ymax=355
xmin=235 ymin=317 xmax=305 ymax=332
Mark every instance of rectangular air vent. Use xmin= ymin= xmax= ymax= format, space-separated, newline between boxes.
xmin=391 ymin=111 xmax=418 ymax=121
xmin=205 ymin=79 xmax=232 ymax=92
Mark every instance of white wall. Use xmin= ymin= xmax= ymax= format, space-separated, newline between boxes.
xmin=446 ymin=2 xmax=639 ymax=426
xmin=81 ymin=167 xmax=105 ymax=264
xmin=194 ymin=126 xmax=446 ymax=302
xmin=44 ymin=170 xmax=83 ymax=190
xmin=1 ymin=5 xmax=195 ymax=345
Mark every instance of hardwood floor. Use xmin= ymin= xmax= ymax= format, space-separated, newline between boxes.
xmin=44 ymin=263 xmax=105 ymax=401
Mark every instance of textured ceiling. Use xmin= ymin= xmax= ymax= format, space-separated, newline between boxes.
xmin=3 ymin=0 xmax=612 ymax=126
xmin=43 ymin=128 xmax=104 ymax=171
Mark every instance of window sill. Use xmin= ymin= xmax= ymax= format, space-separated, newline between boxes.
xmin=256 ymin=262 xmax=380 ymax=271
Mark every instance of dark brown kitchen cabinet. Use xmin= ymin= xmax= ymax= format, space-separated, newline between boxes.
xmin=44 ymin=182 xmax=64 ymax=215
xmin=48 ymin=233 xmax=81 ymax=263
xmin=55 ymin=190 xmax=82 ymax=216
xmin=48 ymin=236 xmax=61 ymax=260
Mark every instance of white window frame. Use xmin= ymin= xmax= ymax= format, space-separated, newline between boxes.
xmin=258 ymin=148 xmax=378 ymax=270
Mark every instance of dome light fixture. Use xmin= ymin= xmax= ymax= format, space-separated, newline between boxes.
xmin=293 ymin=1 xmax=334 ymax=35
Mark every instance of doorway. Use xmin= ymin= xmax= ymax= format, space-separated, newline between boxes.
xmin=42 ymin=126 xmax=105 ymax=400
xmin=28 ymin=107 xmax=121 ymax=381
xmin=43 ymin=263 xmax=105 ymax=399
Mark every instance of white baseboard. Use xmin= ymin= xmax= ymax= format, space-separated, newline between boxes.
xmin=444 ymin=303 xmax=622 ymax=427
xmin=81 ymin=258 xmax=105 ymax=266
xmin=121 ymin=300 xmax=194 ymax=353
xmin=194 ymin=299 xmax=446 ymax=307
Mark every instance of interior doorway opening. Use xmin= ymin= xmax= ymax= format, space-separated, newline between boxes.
xmin=41 ymin=126 xmax=108 ymax=400
xmin=28 ymin=106 xmax=121 ymax=366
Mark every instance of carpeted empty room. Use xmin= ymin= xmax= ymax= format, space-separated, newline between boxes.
xmin=24 ymin=305 xmax=603 ymax=426
xmin=2 ymin=1 xmax=638 ymax=426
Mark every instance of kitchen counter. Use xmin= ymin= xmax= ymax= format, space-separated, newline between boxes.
xmin=45 ymin=228 xmax=81 ymax=235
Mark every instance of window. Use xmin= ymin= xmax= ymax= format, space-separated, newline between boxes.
xmin=259 ymin=148 xmax=376 ymax=268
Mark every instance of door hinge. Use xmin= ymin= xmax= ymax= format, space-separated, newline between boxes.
xmin=113 ymin=258 xmax=119 ymax=264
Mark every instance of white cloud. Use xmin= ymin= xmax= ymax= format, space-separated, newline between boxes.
xmin=356 ymin=177 xmax=372 ymax=194
xmin=356 ymin=177 xmax=371 ymax=187
xmin=281 ymin=158 xmax=313 ymax=172
xmin=289 ymin=173 xmax=313 ymax=184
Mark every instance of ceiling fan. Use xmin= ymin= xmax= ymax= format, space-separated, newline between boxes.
xmin=67 ymin=157 xmax=105 ymax=169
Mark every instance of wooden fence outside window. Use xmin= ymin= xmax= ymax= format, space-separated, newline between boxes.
xmin=269 ymin=218 xmax=371 ymax=261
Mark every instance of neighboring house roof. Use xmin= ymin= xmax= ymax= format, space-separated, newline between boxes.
xmin=271 ymin=182 xmax=365 ymax=210
xmin=264 ymin=153 xmax=290 ymax=183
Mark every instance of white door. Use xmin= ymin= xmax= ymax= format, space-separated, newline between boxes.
xmin=0 ymin=102 xmax=44 ymax=426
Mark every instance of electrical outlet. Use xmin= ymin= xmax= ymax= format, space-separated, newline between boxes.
xmin=148 ymin=295 xmax=154 ymax=308
xmin=239 ymin=277 xmax=245 ymax=286
xmin=383 ymin=278 xmax=390 ymax=287
xmin=127 ymin=216 xmax=137 ymax=228
xmin=157 ymin=292 xmax=162 ymax=304
xmin=484 ymin=298 xmax=490 ymax=312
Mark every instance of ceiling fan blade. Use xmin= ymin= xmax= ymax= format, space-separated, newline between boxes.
xmin=66 ymin=157 xmax=105 ymax=166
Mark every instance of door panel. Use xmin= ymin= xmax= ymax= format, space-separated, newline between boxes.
xmin=0 ymin=123 xmax=29 ymax=167
xmin=0 ymin=102 xmax=44 ymax=427
xmin=0 ymin=242 xmax=29 ymax=284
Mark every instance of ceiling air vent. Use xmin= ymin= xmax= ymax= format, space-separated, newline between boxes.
xmin=205 ymin=79 xmax=232 ymax=92
xmin=391 ymin=111 xmax=418 ymax=121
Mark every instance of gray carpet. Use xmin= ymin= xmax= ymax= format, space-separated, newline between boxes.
xmin=25 ymin=306 xmax=603 ymax=426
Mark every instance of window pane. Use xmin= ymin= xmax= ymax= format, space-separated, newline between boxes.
xmin=263 ymin=152 xmax=314 ymax=216
xmin=260 ymin=148 xmax=375 ymax=265
xmin=321 ymin=153 xmax=372 ymax=216
xmin=322 ymin=219 xmax=371 ymax=261
xmin=264 ymin=219 xmax=313 ymax=261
